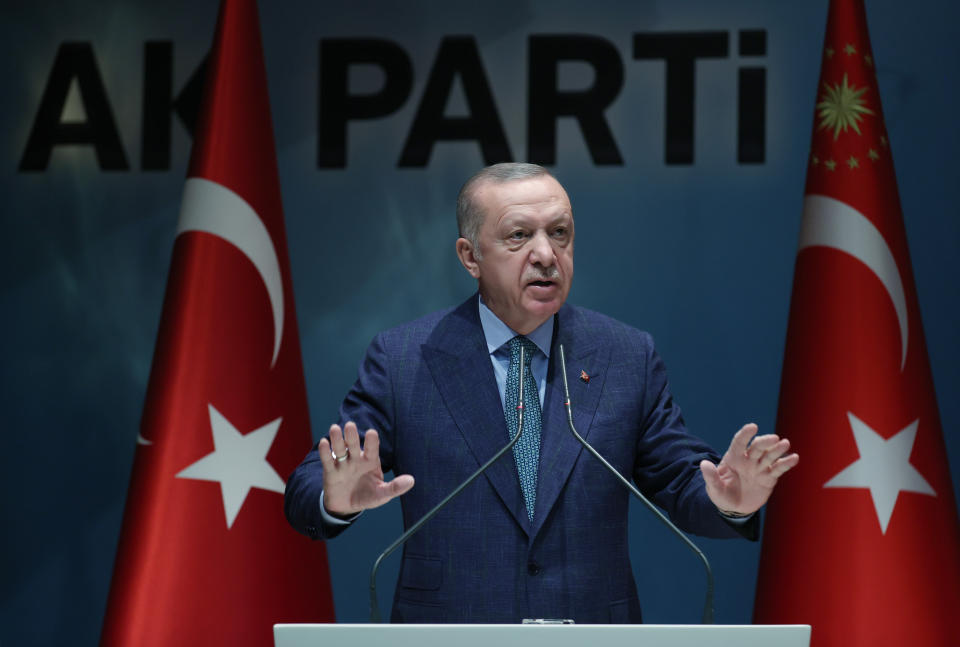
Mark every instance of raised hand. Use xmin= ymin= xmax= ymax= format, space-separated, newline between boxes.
xmin=700 ymin=423 xmax=799 ymax=516
xmin=318 ymin=421 xmax=415 ymax=516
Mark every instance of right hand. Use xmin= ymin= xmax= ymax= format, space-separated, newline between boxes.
xmin=319 ymin=421 xmax=415 ymax=516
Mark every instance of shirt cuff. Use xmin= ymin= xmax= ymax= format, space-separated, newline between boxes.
xmin=718 ymin=508 xmax=755 ymax=524
xmin=320 ymin=490 xmax=362 ymax=526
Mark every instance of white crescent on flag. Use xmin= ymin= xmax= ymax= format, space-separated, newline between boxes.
xmin=176 ymin=177 xmax=285 ymax=367
xmin=798 ymin=194 xmax=908 ymax=370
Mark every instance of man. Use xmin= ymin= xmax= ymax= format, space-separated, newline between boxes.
xmin=284 ymin=163 xmax=798 ymax=623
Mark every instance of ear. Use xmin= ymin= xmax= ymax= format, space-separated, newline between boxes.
xmin=455 ymin=237 xmax=481 ymax=279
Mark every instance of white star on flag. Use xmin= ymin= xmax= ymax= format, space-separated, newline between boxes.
xmin=176 ymin=404 xmax=286 ymax=528
xmin=824 ymin=412 xmax=936 ymax=533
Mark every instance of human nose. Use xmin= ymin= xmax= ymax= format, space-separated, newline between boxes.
xmin=527 ymin=230 xmax=555 ymax=267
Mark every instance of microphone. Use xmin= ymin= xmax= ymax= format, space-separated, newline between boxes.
xmin=369 ymin=345 xmax=528 ymax=622
xmin=558 ymin=344 xmax=715 ymax=624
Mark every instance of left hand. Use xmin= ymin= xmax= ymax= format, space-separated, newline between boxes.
xmin=700 ymin=423 xmax=799 ymax=516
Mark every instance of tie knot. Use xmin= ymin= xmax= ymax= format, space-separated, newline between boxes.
xmin=509 ymin=336 xmax=538 ymax=366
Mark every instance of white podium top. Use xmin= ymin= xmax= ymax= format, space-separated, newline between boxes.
xmin=274 ymin=623 xmax=811 ymax=647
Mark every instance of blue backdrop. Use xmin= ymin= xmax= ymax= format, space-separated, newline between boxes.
xmin=2 ymin=1 xmax=958 ymax=645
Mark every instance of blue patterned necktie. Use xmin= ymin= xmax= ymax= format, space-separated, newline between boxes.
xmin=504 ymin=335 xmax=542 ymax=520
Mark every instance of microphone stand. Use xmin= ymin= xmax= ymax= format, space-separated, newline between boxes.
xmin=558 ymin=344 xmax=715 ymax=624
xmin=369 ymin=346 xmax=528 ymax=622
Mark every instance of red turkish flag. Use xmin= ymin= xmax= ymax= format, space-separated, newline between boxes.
xmin=754 ymin=1 xmax=960 ymax=645
xmin=100 ymin=1 xmax=335 ymax=644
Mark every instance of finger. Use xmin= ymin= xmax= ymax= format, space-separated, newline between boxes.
xmin=363 ymin=474 xmax=416 ymax=510
xmin=757 ymin=438 xmax=791 ymax=470
xmin=329 ymin=423 xmax=347 ymax=460
xmin=770 ymin=452 xmax=800 ymax=477
xmin=729 ymin=423 xmax=758 ymax=457
xmin=343 ymin=421 xmax=362 ymax=458
xmin=747 ymin=434 xmax=782 ymax=462
xmin=700 ymin=460 xmax=735 ymax=510
xmin=700 ymin=459 xmax=721 ymax=490
xmin=715 ymin=461 xmax=731 ymax=478
xmin=362 ymin=429 xmax=380 ymax=460
xmin=384 ymin=474 xmax=415 ymax=498
xmin=317 ymin=437 xmax=334 ymax=470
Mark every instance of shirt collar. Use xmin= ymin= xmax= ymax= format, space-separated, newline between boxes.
xmin=478 ymin=295 xmax=554 ymax=358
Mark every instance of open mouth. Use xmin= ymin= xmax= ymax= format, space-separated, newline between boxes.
xmin=528 ymin=280 xmax=555 ymax=287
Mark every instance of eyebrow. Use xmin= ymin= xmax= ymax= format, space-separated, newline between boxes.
xmin=499 ymin=211 xmax=572 ymax=228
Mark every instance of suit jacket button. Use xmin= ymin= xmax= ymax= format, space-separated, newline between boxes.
xmin=527 ymin=562 xmax=541 ymax=576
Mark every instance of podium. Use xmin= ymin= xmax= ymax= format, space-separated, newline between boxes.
xmin=274 ymin=623 xmax=811 ymax=647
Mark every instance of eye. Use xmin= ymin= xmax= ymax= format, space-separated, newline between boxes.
xmin=552 ymin=226 xmax=568 ymax=238
xmin=508 ymin=230 xmax=527 ymax=241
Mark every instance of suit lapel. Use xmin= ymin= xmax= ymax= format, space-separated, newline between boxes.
xmin=421 ymin=296 xmax=531 ymax=535
xmin=530 ymin=305 xmax=609 ymax=540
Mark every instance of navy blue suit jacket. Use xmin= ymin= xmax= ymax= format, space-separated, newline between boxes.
xmin=285 ymin=295 xmax=756 ymax=623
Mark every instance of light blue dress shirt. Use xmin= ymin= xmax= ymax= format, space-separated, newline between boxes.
xmin=477 ymin=295 xmax=552 ymax=411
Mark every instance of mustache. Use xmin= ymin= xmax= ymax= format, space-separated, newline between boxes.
xmin=523 ymin=266 xmax=561 ymax=283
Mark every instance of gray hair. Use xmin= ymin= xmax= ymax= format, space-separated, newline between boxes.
xmin=456 ymin=163 xmax=554 ymax=256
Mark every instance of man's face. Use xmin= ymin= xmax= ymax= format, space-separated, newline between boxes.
xmin=457 ymin=175 xmax=574 ymax=334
